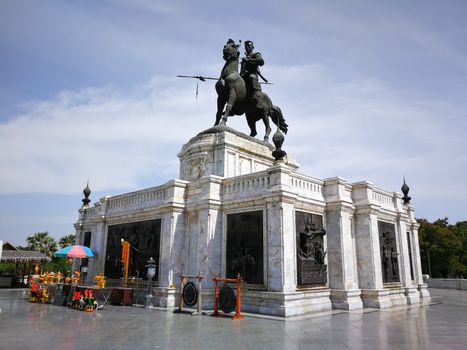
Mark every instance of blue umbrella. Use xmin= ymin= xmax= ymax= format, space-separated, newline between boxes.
xmin=54 ymin=245 xmax=96 ymax=258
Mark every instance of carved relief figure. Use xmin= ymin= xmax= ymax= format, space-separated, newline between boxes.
xmin=391 ymin=247 xmax=398 ymax=277
xmin=187 ymin=156 xmax=206 ymax=180
xmin=299 ymin=220 xmax=326 ymax=263
xmin=378 ymin=222 xmax=400 ymax=283
xmin=382 ymin=246 xmax=389 ymax=282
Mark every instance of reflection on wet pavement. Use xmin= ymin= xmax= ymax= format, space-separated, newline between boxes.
xmin=0 ymin=288 xmax=465 ymax=350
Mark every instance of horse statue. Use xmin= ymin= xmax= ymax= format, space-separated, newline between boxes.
xmin=214 ymin=40 xmax=288 ymax=141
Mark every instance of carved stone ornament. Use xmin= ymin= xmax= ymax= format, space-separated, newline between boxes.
xmin=185 ymin=155 xmax=206 ymax=181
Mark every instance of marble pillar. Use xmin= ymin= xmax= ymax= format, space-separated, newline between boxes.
xmin=324 ymin=177 xmax=362 ymax=310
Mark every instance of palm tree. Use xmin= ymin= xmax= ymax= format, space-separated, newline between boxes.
xmin=26 ymin=231 xmax=58 ymax=257
xmin=58 ymin=234 xmax=76 ymax=248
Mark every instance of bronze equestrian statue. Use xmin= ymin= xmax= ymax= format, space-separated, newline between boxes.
xmin=214 ymin=39 xmax=288 ymax=141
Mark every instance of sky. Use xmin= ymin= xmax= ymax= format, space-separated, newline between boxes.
xmin=1 ymin=0 xmax=466 ymax=246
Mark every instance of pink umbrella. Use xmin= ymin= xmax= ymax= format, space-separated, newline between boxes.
xmin=54 ymin=245 xmax=96 ymax=258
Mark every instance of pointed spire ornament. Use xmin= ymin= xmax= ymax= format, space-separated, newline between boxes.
xmin=82 ymin=180 xmax=91 ymax=208
xmin=401 ymin=176 xmax=411 ymax=205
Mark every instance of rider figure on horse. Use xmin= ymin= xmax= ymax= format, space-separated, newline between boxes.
xmin=240 ymin=40 xmax=264 ymax=105
xmin=214 ymin=39 xmax=287 ymax=140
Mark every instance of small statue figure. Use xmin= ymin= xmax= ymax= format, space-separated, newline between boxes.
xmin=240 ymin=40 xmax=264 ymax=105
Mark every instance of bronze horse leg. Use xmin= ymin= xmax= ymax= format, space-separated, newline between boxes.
xmin=214 ymin=95 xmax=225 ymax=126
xmin=246 ymin=113 xmax=257 ymax=137
xmin=220 ymin=88 xmax=237 ymax=126
xmin=261 ymin=108 xmax=272 ymax=141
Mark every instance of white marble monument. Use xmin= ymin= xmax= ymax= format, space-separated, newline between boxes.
xmin=74 ymin=125 xmax=429 ymax=316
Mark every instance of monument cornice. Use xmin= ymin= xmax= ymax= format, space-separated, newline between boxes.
xmin=292 ymin=199 xmax=326 ymax=212
xmin=221 ymin=199 xmax=266 ymax=211
xmin=92 ymin=215 xmax=107 ymax=224
xmin=264 ymin=190 xmax=298 ymax=204
xmin=185 ymin=199 xmax=223 ymax=211
xmin=325 ymin=200 xmax=355 ymax=213
xmin=105 ymin=212 xmax=164 ymax=226
xmin=353 ymin=204 xmax=381 ymax=215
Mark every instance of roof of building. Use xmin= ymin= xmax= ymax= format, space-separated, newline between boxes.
xmin=1 ymin=242 xmax=51 ymax=263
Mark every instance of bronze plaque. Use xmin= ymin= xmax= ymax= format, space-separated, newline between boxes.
xmin=378 ymin=221 xmax=400 ymax=283
xmin=297 ymin=262 xmax=327 ymax=285
xmin=226 ymin=211 xmax=263 ymax=284
xmin=296 ymin=211 xmax=327 ymax=286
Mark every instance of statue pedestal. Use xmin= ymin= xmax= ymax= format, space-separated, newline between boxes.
xmin=178 ymin=125 xmax=298 ymax=181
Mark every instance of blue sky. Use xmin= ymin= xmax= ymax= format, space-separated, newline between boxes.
xmin=1 ymin=0 xmax=466 ymax=246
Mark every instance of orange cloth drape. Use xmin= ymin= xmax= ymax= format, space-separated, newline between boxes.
xmin=121 ymin=240 xmax=130 ymax=286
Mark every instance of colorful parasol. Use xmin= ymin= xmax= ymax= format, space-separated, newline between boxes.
xmin=54 ymin=245 xmax=96 ymax=258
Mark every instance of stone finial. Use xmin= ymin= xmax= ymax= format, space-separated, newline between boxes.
xmin=401 ymin=176 xmax=411 ymax=205
xmin=272 ymin=128 xmax=287 ymax=162
xmin=82 ymin=180 xmax=91 ymax=207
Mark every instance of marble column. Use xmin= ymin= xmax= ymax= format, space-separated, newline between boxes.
xmin=324 ymin=177 xmax=362 ymax=310
xmin=408 ymin=207 xmax=431 ymax=302
xmin=395 ymin=199 xmax=420 ymax=304
xmin=266 ymin=164 xmax=296 ymax=292
xmin=266 ymin=200 xmax=296 ymax=292
xmin=352 ymin=182 xmax=394 ymax=308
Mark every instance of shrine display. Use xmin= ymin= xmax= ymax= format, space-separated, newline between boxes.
xmin=71 ymin=289 xmax=98 ymax=311
xmin=94 ymin=272 xmax=106 ymax=288
xmin=28 ymin=279 xmax=48 ymax=304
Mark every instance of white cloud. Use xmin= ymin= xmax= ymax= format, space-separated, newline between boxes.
xmin=0 ymin=77 xmax=219 ymax=194
xmin=0 ymin=64 xmax=466 ymax=225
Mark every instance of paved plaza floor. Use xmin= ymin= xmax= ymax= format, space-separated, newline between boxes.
xmin=0 ymin=288 xmax=465 ymax=350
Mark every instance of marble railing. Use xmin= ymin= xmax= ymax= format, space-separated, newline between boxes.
xmin=223 ymin=171 xmax=271 ymax=196
xmin=372 ymin=188 xmax=394 ymax=210
xmin=289 ymin=173 xmax=324 ymax=201
xmin=107 ymin=186 xmax=167 ymax=211
xmin=222 ymin=170 xmax=325 ymax=202
xmin=83 ymin=207 xmax=97 ymax=216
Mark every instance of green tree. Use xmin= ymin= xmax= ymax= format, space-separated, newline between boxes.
xmin=453 ymin=221 xmax=467 ymax=277
xmin=58 ymin=234 xmax=76 ymax=248
xmin=418 ymin=218 xmax=465 ymax=278
xmin=26 ymin=231 xmax=58 ymax=257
